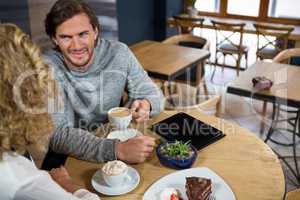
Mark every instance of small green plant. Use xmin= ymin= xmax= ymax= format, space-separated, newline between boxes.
xmin=160 ymin=140 xmax=192 ymax=160
xmin=189 ymin=0 xmax=197 ymax=7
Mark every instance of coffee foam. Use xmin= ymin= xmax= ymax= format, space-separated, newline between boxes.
xmin=102 ymin=160 xmax=127 ymax=176
xmin=109 ymin=109 xmax=130 ymax=117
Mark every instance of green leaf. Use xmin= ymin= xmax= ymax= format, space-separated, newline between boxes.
xmin=160 ymin=140 xmax=192 ymax=159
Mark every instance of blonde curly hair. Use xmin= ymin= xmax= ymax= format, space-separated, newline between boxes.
xmin=0 ymin=23 xmax=54 ymax=158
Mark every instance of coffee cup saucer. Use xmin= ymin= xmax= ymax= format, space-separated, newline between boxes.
xmin=91 ymin=166 xmax=140 ymax=196
xmin=106 ymin=128 xmax=142 ymax=141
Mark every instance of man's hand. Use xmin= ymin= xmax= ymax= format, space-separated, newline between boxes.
xmin=115 ymin=135 xmax=156 ymax=163
xmin=130 ymin=99 xmax=151 ymax=122
xmin=49 ymin=166 xmax=81 ymax=193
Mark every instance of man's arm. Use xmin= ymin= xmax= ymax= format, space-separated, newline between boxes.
xmin=49 ymin=83 xmax=116 ymax=162
xmin=125 ymin=46 xmax=164 ymax=117
xmin=49 ymin=86 xmax=154 ymax=163
xmin=49 ymin=126 xmax=117 ymax=163
xmin=48 ymin=75 xmax=117 ymax=163
xmin=50 ymin=94 xmax=156 ymax=164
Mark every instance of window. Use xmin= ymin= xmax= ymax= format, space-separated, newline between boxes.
xmin=268 ymin=0 xmax=300 ymax=19
xmin=227 ymin=0 xmax=260 ymax=17
xmin=192 ymin=0 xmax=300 ymax=24
xmin=195 ymin=0 xmax=219 ymax=13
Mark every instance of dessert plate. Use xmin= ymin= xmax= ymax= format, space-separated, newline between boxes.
xmin=91 ymin=166 xmax=140 ymax=196
xmin=106 ymin=128 xmax=142 ymax=141
xmin=143 ymin=167 xmax=235 ymax=200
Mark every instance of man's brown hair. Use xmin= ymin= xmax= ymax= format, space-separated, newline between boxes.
xmin=45 ymin=0 xmax=100 ymax=44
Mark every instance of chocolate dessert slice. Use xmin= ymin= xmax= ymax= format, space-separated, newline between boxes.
xmin=185 ymin=177 xmax=212 ymax=200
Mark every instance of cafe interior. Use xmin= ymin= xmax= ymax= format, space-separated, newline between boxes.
xmin=1 ymin=0 xmax=300 ymax=199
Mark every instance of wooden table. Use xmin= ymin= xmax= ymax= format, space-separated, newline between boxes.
xmin=227 ymin=61 xmax=300 ymax=108
xmin=168 ymin=14 xmax=300 ymax=41
xmin=65 ymin=110 xmax=285 ymax=200
xmin=130 ymin=40 xmax=210 ymax=82
xmin=286 ymin=189 xmax=300 ymax=200
xmin=227 ymin=61 xmax=300 ymax=184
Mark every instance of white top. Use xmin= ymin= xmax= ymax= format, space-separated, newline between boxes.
xmin=0 ymin=152 xmax=100 ymax=200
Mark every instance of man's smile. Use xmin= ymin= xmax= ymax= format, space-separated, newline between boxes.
xmin=70 ymin=49 xmax=88 ymax=59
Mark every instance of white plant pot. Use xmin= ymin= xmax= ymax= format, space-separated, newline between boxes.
xmin=187 ymin=6 xmax=198 ymax=17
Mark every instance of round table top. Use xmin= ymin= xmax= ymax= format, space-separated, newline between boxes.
xmin=65 ymin=110 xmax=285 ymax=200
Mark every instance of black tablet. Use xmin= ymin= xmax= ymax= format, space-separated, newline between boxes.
xmin=151 ymin=112 xmax=225 ymax=150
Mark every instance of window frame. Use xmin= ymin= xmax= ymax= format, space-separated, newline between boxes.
xmin=185 ymin=0 xmax=300 ymax=25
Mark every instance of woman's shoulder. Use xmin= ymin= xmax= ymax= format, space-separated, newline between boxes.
xmin=0 ymin=152 xmax=43 ymax=199
xmin=1 ymin=152 xmax=42 ymax=180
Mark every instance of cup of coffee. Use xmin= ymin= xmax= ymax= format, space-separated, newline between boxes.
xmin=108 ymin=107 xmax=132 ymax=130
xmin=102 ymin=160 xmax=128 ymax=187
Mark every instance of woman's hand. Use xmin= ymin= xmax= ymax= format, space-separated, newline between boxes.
xmin=49 ymin=166 xmax=82 ymax=193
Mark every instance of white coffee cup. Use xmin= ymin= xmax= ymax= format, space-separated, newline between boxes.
xmin=108 ymin=107 xmax=132 ymax=130
xmin=102 ymin=160 xmax=128 ymax=187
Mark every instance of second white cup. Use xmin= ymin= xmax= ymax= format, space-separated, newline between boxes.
xmin=102 ymin=160 xmax=128 ymax=187
xmin=108 ymin=107 xmax=132 ymax=130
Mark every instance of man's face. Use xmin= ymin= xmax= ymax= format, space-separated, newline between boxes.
xmin=53 ymin=13 xmax=98 ymax=70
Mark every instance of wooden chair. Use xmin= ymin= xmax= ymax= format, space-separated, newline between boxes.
xmin=285 ymin=188 xmax=300 ymax=200
xmin=162 ymin=34 xmax=210 ymax=97
xmin=211 ymin=20 xmax=249 ymax=79
xmin=273 ymin=48 xmax=300 ymax=63
xmin=163 ymin=34 xmax=209 ymax=51
xmin=172 ymin=15 xmax=204 ymax=34
xmin=253 ymin=23 xmax=294 ymax=60
xmin=151 ymin=77 xmax=174 ymax=97
xmin=164 ymin=83 xmax=221 ymax=117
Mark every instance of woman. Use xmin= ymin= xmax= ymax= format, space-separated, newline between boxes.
xmin=0 ymin=23 xmax=100 ymax=200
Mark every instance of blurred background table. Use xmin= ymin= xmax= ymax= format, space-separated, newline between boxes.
xmin=130 ymin=40 xmax=210 ymax=82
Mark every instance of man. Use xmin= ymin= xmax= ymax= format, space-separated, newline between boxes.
xmin=43 ymin=0 xmax=164 ymax=167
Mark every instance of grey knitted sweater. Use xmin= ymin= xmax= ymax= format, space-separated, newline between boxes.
xmin=44 ymin=39 xmax=164 ymax=162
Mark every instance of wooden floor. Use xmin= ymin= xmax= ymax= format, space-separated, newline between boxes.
xmin=203 ymin=64 xmax=300 ymax=192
